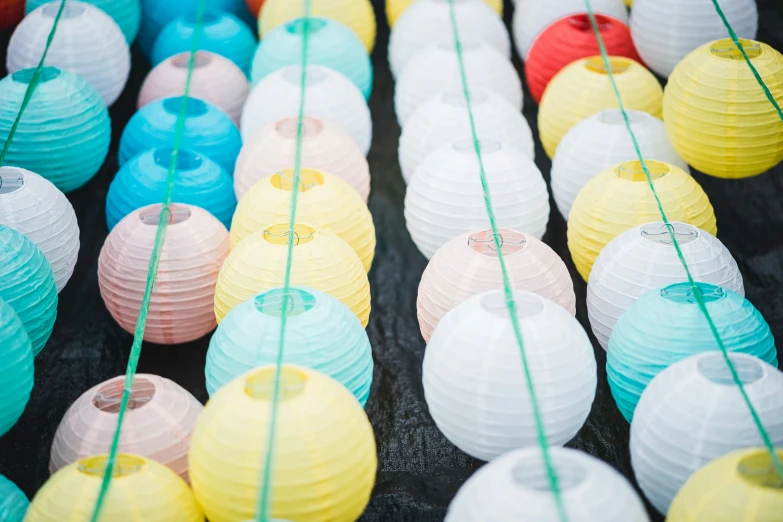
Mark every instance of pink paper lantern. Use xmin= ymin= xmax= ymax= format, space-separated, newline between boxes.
xmin=417 ymin=228 xmax=576 ymax=342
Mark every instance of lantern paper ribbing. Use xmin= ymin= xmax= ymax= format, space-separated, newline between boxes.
xmin=0 ymin=298 xmax=33 ymax=438
xmin=0 ymin=474 xmax=28 ymax=522
xmin=26 ymin=0 xmax=141 ymax=43
xmin=385 ymin=0 xmax=503 ymax=28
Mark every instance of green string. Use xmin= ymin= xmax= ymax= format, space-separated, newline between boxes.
xmin=583 ymin=0 xmax=783 ymax=480
xmin=445 ymin=1 xmax=567 ymax=519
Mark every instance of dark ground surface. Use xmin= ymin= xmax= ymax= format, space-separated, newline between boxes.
xmin=1 ymin=0 xmax=783 ymax=520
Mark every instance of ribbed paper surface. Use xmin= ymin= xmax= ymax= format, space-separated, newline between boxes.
xmin=0 ymin=298 xmax=33 ymax=437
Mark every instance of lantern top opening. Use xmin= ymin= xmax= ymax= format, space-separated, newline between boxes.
xmin=244 ymin=367 xmax=308 ymax=401
xmin=615 ymin=160 xmax=669 ymax=181
xmin=0 ymin=167 xmax=25 ymax=194
xmin=285 ymin=18 xmax=327 ymax=35
xmin=568 ymin=14 xmax=613 ymax=32
xmin=13 ymin=66 xmax=61 ymax=84
xmin=139 ymin=204 xmax=192 ymax=225
xmin=697 ymin=353 xmax=763 ymax=386
xmin=599 ymin=109 xmax=646 ymax=125
xmin=262 ymin=223 xmax=316 ymax=246
xmin=283 ymin=66 xmax=327 ymax=86
xmin=442 ymin=90 xmax=489 ymax=107
xmin=153 ymin=147 xmax=204 ymax=171
xmin=254 ymin=288 xmax=317 ymax=317
xmin=43 ymin=2 xmax=86 ymax=19
xmin=468 ymin=229 xmax=526 ymax=256
xmin=272 ymin=169 xmax=324 ymax=192
xmin=711 ymin=39 xmax=762 ymax=60
xmin=77 ymin=455 xmax=145 ymax=478
xmin=481 ymin=291 xmax=544 ymax=319
xmin=737 ymin=451 xmax=783 ymax=489
xmin=172 ymin=52 xmax=212 ymax=69
xmin=162 ymin=97 xmax=209 ymax=117
xmin=92 ymin=376 xmax=156 ymax=413
xmin=584 ymin=57 xmax=631 ymax=74
xmin=275 ymin=117 xmax=324 ymax=139
xmin=452 ymin=138 xmax=501 ymax=154
xmin=183 ymin=9 xmax=221 ymax=25
xmin=511 ymin=453 xmax=586 ymax=490
xmin=660 ymin=282 xmax=725 ymax=304
xmin=640 ymin=222 xmax=699 ymax=245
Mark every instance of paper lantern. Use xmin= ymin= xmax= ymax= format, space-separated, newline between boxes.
xmin=608 ymin=282 xmax=777 ymax=423
xmin=139 ymin=51 xmax=250 ymax=125
xmin=0 ymin=0 xmax=24 ymax=31
xmin=230 ymin=169 xmax=375 ymax=271
xmin=551 ymin=109 xmax=688 ymax=219
xmin=246 ymin=0 xmax=263 ymax=17
xmin=386 ymin=0 xmax=502 ymax=28
xmin=251 ymin=17 xmax=372 ymax=100
xmin=206 ymin=286 xmax=373 ymax=403
xmin=0 ymin=67 xmax=110 ymax=193
xmin=26 ymin=454 xmax=203 ymax=522
xmin=0 ymin=225 xmax=57 ymax=356
xmin=399 ymin=88 xmax=534 ymax=184
xmin=241 ymin=64 xmax=372 ymax=154
xmin=538 ymin=57 xmax=662 ymax=158
xmin=106 ymin=147 xmax=237 ymax=231
xmin=0 ymin=167 xmax=79 ymax=293
xmin=667 ymin=448 xmax=783 ymax=522
xmin=395 ymin=42 xmax=522 ymax=126
xmin=234 ymin=117 xmax=370 ymax=201
xmin=8 ymin=1 xmax=130 ymax=106
xmin=630 ymin=352 xmax=783 ymax=514
xmin=214 ymin=223 xmax=371 ymax=326
xmin=0 ymin=474 xmax=28 ymax=522
xmin=0 ymin=298 xmax=33 ymax=438
xmin=99 ymin=204 xmax=230 ymax=344
xmin=190 ymin=365 xmax=377 ymax=521
xmin=567 ymin=160 xmax=717 ymax=281
xmin=405 ymin=139 xmax=549 ymax=259
xmin=445 ymin=447 xmax=650 ymax=521
xmin=586 ymin=221 xmax=741 ymax=350
xmin=417 ymin=229 xmax=575 ymax=342
xmin=663 ymin=38 xmax=783 ymax=179
xmin=49 ymin=374 xmax=203 ymax=481
xmin=26 ymin=0 xmax=141 ymax=43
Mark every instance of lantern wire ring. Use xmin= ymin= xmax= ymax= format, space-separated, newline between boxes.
xmin=467 ymin=233 xmax=526 ymax=252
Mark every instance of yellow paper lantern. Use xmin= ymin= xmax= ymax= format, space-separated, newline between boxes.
xmin=259 ymin=0 xmax=377 ymax=53
xmin=214 ymin=223 xmax=371 ymax=326
xmin=667 ymin=448 xmax=783 ymax=522
xmin=568 ymin=160 xmax=717 ymax=281
xmin=625 ymin=0 xmax=632 ymax=6
xmin=230 ymin=169 xmax=375 ymax=272
xmin=538 ymin=56 xmax=663 ymax=158
xmin=189 ymin=365 xmax=377 ymax=522
xmin=25 ymin=454 xmax=203 ymax=522
xmin=385 ymin=0 xmax=503 ymax=28
xmin=663 ymin=38 xmax=783 ymax=179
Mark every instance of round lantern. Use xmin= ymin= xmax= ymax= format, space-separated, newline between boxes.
xmin=190 ymin=365 xmax=377 ymax=521
xmin=663 ymin=38 xmax=783 ymax=179
xmin=567 ymin=160 xmax=717 ymax=281
xmin=423 ymin=290 xmax=597 ymax=461
xmin=230 ymin=169 xmax=375 ymax=271
xmin=246 ymin=0 xmax=264 ymax=17
xmin=25 ymin=454 xmax=203 ymax=522
xmin=106 ymin=147 xmax=237 ymax=231
xmin=630 ymin=352 xmax=783 ymax=514
xmin=0 ymin=0 xmax=24 ymax=31
xmin=49 ymin=374 xmax=203 ymax=480
xmin=386 ymin=0 xmax=502 ymax=28
xmin=8 ymin=1 xmax=130 ymax=106
xmin=538 ymin=56 xmax=662 ymax=158
xmin=0 ymin=225 xmax=57 ymax=356
xmin=0 ymin=474 xmax=28 ymax=521
xmin=395 ymin=42 xmax=522 ymax=126
xmin=0 ymin=297 xmax=33 ymax=438
xmin=417 ymin=228 xmax=575 ymax=342
xmin=139 ymin=51 xmax=250 ymax=125
xmin=608 ymin=282 xmax=777 ymax=422
xmin=404 ymin=139 xmax=549 ymax=259
xmin=0 ymin=67 xmax=110 ymax=193
xmin=445 ymin=447 xmax=650 ymax=522
xmin=551 ymin=109 xmax=688 ymax=219
xmin=206 ymin=286 xmax=373 ymax=402
xmin=399 ymin=88 xmax=534 ymax=184
xmin=631 ymin=0 xmax=758 ymax=78
xmin=214 ymin=223 xmax=371 ymax=325
xmin=667 ymin=448 xmax=783 ymax=522
xmin=234 ymin=116 xmax=370 ymax=201
xmin=241 ymin=64 xmax=372 ymax=154
xmin=26 ymin=0 xmax=141 ymax=43
xmin=586 ymin=221 xmax=741 ymax=349
xmin=0 ymin=166 xmax=80 ymax=293
xmin=251 ymin=17 xmax=372 ymax=100
xmin=99 ymin=204 xmax=230 ymax=344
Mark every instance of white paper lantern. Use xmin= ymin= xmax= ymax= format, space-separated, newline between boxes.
xmin=8 ymin=1 xmax=130 ymax=106
xmin=388 ymin=0 xmax=509 ymax=79
xmin=399 ymin=88 xmax=534 ymax=184
xmin=423 ymin=290 xmax=597 ymax=461
xmin=0 ymin=166 xmax=79 ymax=293
xmin=551 ymin=109 xmax=688 ymax=219
xmin=240 ymin=64 xmax=372 ymax=155
xmin=586 ymin=221 xmax=743 ymax=350
xmin=630 ymin=352 xmax=783 ymax=514
xmin=404 ymin=139 xmax=549 ymax=259
xmin=631 ymin=0 xmax=758 ymax=78
xmin=394 ymin=42 xmax=522 ymax=127
xmin=446 ymin=447 xmax=650 ymax=522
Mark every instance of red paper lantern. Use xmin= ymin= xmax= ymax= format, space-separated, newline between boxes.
xmin=525 ymin=14 xmax=641 ymax=104
xmin=0 ymin=0 xmax=25 ymax=31
xmin=246 ymin=0 xmax=265 ymax=18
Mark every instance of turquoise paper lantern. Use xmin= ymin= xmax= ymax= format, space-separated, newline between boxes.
xmin=251 ymin=17 xmax=373 ymax=100
xmin=0 ymin=474 xmax=29 ymax=521
xmin=0 ymin=298 xmax=33 ymax=437
xmin=26 ymin=0 xmax=141 ymax=43
xmin=119 ymin=97 xmax=242 ymax=175
xmin=106 ymin=147 xmax=236 ymax=230
xmin=608 ymin=282 xmax=777 ymax=422
xmin=0 ymin=67 xmax=110 ymax=194
xmin=205 ymin=287 xmax=373 ymax=405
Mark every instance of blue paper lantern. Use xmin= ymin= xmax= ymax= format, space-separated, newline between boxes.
xmin=205 ymin=286 xmax=373 ymax=405
xmin=0 ymin=298 xmax=33 ymax=438
xmin=0 ymin=474 xmax=29 ymax=521
xmin=26 ymin=0 xmax=141 ymax=43
xmin=251 ymin=17 xmax=373 ymax=100
xmin=608 ymin=282 xmax=778 ymax=422
xmin=0 ymin=67 xmax=110 ymax=194
xmin=119 ymin=97 xmax=242 ymax=175
xmin=106 ymin=147 xmax=237 ymax=231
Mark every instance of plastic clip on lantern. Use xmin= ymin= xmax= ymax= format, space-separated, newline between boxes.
xmin=0 ymin=298 xmax=33 ymax=438
xmin=0 ymin=474 xmax=28 ymax=522
xmin=663 ymin=39 xmax=783 ymax=179
xmin=26 ymin=0 xmax=141 ymax=43
xmin=385 ymin=0 xmax=502 ymax=28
